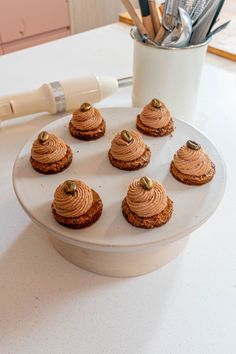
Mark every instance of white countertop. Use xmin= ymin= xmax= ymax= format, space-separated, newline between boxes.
xmin=0 ymin=23 xmax=236 ymax=354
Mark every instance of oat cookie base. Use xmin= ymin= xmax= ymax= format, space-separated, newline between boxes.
xmin=69 ymin=119 xmax=105 ymax=140
xmin=136 ymin=116 xmax=174 ymax=137
xmin=30 ymin=145 xmax=73 ymax=174
xmin=108 ymin=146 xmax=151 ymax=171
xmin=52 ymin=190 xmax=103 ymax=229
xmin=170 ymin=161 xmax=215 ymax=185
xmin=122 ymin=196 xmax=173 ymax=229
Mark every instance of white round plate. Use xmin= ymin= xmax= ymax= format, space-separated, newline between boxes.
xmin=13 ymin=108 xmax=226 ymax=252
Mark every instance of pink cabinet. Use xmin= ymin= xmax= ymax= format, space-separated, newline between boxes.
xmin=0 ymin=0 xmax=70 ymax=54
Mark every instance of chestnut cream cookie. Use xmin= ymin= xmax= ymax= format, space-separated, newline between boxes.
xmin=170 ymin=140 xmax=215 ymax=185
xmin=52 ymin=180 xmax=103 ymax=229
xmin=69 ymin=102 xmax=105 ymax=140
xmin=30 ymin=131 xmax=72 ymax=174
xmin=136 ymin=98 xmax=174 ymax=137
xmin=108 ymin=130 xmax=151 ymax=170
xmin=122 ymin=176 xmax=173 ymax=229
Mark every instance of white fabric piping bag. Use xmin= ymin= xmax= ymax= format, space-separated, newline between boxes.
xmin=0 ymin=75 xmax=121 ymax=121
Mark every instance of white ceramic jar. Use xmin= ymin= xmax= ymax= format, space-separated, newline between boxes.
xmin=131 ymin=28 xmax=210 ymax=122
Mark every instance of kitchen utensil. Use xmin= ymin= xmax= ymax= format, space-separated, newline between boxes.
xmin=120 ymin=3 xmax=233 ymax=57
xmin=163 ymin=0 xmax=180 ymax=31
xmin=206 ymin=0 xmax=225 ymax=36
xmin=162 ymin=7 xmax=192 ymax=47
xmin=148 ymin=0 xmax=162 ymax=34
xmin=190 ymin=0 xmax=210 ymax=24
xmin=190 ymin=0 xmax=221 ymax=44
xmin=206 ymin=20 xmax=230 ymax=40
xmin=122 ymin=0 xmax=159 ymax=46
xmin=139 ymin=0 xmax=155 ymax=38
xmin=179 ymin=0 xmax=198 ymax=14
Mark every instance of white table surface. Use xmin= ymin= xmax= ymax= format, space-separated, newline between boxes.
xmin=0 ymin=23 xmax=236 ymax=354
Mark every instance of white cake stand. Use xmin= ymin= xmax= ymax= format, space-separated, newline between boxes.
xmin=13 ymin=108 xmax=226 ymax=277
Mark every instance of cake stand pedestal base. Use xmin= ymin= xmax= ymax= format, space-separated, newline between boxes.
xmin=49 ymin=235 xmax=190 ymax=277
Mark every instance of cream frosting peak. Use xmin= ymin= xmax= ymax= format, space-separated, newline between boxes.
xmin=31 ymin=133 xmax=67 ymax=163
xmin=126 ymin=179 xmax=167 ymax=217
xmin=110 ymin=130 xmax=146 ymax=161
xmin=53 ymin=180 xmax=93 ymax=218
xmin=139 ymin=101 xmax=171 ymax=129
xmin=173 ymin=144 xmax=212 ymax=176
xmin=71 ymin=106 xmax=102 ymax=131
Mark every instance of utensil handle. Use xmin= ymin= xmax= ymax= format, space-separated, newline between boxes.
xmin=207 ymin=0 xmax=226 ymax=36
xmin=206 ymin=20 xmax=230 ymax=39
xmin=139 ymin=0 xmax=155 ymax=38
xmin=148 ymin=0 xmax=162 ymax=34
xmin=154 ymin=25 xmax=166 ymax=43
xmin=122 ymin=0 xmax=149 ymax=38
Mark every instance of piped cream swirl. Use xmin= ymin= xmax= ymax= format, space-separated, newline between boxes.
xmin=173 ymin=144 xmax=212 ymax=176
xmin=71 ymin=107 xmax=102 ymax=131
xmin=139 ymin=102 xmax=171 ymax=128
xmin=31 ymin=134 xmax=67 ymax=163
xmin=126 ymin=179 xmax=167 ymax=217
xmin=53 ymin=180 xmax=93 ymax=218
xmin=110 ymin=130 xmax=146 ymax=161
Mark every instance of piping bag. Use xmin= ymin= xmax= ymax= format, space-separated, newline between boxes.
xmin=0 ymin=75 xmax=131 ymax=121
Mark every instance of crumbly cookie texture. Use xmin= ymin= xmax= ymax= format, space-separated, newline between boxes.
xmin=69 ymin=119 xmax=105 ymax=140
xmin=52 ymin=190 xmax=103 ymax=229
xmin=122 ymin=196 xmax=173 ymax=229
xmin=136 ymin=115 xmax=174 ymax=137
xmin=108 ymin=146 xmax=151 ymax=171
xmin=170 ymin=161 xmax=215 ymax=185
xmin=30 ymin=145 xmax=72 ymax=174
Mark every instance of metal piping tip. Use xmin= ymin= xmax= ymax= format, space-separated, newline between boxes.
xmin=118 ymin=77 xmax=133 ymax=87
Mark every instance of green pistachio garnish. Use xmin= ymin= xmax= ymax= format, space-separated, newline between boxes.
xmin=121 ymin=130 xmax=133 ymax=143
xmin=139 ymin=176 xmax=153 ymax=190
xmin=63 ymin=180 xmax=77 ymax=195
xmin=80 ymin=102 xmax=92 ymax=112
xmin=187 ymin=140 xmax=201 ymax=150
xmin=151 ymin=98 xmax=162 ymax=108
xmin=38 ymin=131 xmax=49 ymax=144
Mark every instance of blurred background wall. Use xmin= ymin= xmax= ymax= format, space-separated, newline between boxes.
xmin=0 ymin=0 xmax=138 ymax=54
xmin=68 ymin=0 xmax=138 ymax=34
